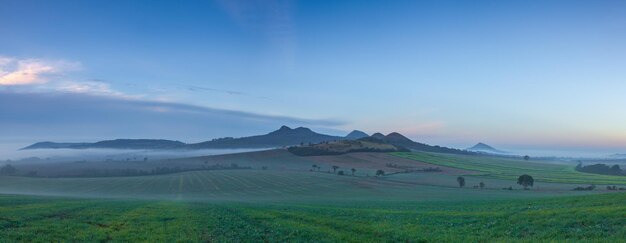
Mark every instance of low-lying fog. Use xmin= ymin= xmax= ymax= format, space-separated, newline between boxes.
xmin=1 ymin=141 xmax=624 ymax=165
xmin=0 ymin=142 xmax=267 ymax=164
xmin=497 ymin=148 xmax=624 ymax=159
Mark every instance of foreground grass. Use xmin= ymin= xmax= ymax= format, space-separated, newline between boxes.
xmin=393 ymin=152 xmax=626 ymax=185
xmin=0 ymin=192 xmax=624 ymax=242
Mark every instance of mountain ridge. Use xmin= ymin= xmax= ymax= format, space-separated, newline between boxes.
xmin=22 ymin=126 xmax=472 ymax=155
xmin=22 ymin=126 xmax=343 ymax=150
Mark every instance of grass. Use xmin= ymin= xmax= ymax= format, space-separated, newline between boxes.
xmin=393 ymin=152 xmax=626 ymax=185
xmin=0 ymin=192 xmax=624 ymax=242
xmin=1 ymin=151 xmax=624 ymax=241
xmin=0 ymin=170 xmax=566 ymax=202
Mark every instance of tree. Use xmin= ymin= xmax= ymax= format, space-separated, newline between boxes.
xmin=312 ymin=164 xmax=317 ymax=171
xmin=611 ymin=164 xmax=622 ymax=175
xmin=376 ymin=169 xmax=385 ymax=177
xmin=351 ymin=168 xmax=356 ymax=175
xmin=0 ymin=164 xmax=17 ymax=176
xmin=523 ymin=155 xmax=530 ymax=161
xmin=479 ymin=181 xmax=485 ymax=189
xmin=517 ymin=174 xmax=534 ymax=190
xmin=332 ymin=165 xmax=339 ymax=173
xmin=456 ymin=176 xmax=465 ymax=188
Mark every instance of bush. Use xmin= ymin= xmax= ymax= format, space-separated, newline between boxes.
xmin=573 ymin=185 xmax=596 ymax=191
xmin=0 ymin=164 xmax=17 ymax=176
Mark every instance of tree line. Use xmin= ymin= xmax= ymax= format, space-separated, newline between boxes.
xmin=576 ymin=163 xmax=624 ymax=176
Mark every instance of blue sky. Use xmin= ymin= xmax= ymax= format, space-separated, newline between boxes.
xmin=1 ymin=0 xmax=626 ymax=151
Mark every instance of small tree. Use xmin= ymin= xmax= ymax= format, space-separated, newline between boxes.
xmin=312 ymin=164 xmax=317 ymax=171
xmin=351 ymin=168 xmax=356 ymax=175
xmin=456 ymin=176 xmax=465 ymax=188
xmin=517 ymin=174 xmax=534 ymax=190
xmin=479 ymin=181 xmax=485 ymax=189
xmin=0 ymin=164 xmax=17 ymax=176
xmin=332 ymin=165 xmax=339 ymax=173
xmin=523 ymin=155 xmax=530 ymax=161
xmin=376 ymin=169 xmax=385 ymax=177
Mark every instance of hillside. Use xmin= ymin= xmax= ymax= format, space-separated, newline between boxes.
xmin=22 ymin=126 xmax=344 ymax=150
xmin=190 ymin=126 xmax=342 ymax=149
xmin=371 ymin=132 xmax=474 ymax=155
xmin=287 ymin=138 xmax=408 ymax=156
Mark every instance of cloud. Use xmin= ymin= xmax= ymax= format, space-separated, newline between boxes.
xmin=0 ymin=56 xmax=79 ymax=86
xmin=0 ymin=55 xmax=132 ymax=99
xmin=54 ymin=81 xmax=127 ymax=97
xmin=186 ymin=85 xmax=275 ymax=101
xmin=0 ymin=91 xmax=344 ymax=142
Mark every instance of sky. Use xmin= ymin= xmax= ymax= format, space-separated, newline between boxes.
xmin=1 ymin=0 xmax=626 ymax=152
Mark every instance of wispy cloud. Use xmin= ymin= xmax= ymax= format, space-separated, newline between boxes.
xmin=186 ymin=85 xmax=276 ymax=101
xmin=0 ymin=91 xmax=344 ymax=141
xmin=54 ymin=81 xmax=127 ymax=97
xmin=0 ymin=56 xmax=79 ymax=86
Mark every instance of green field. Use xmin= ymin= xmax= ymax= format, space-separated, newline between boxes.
xmin=0 ymin=170 xmax=571 ymax=202
xmin=393 ymin=152 xmax=626 ymax=185
xmin=0 ymin=192 xmax=624 ymax=242
xmin=2 ymin=150 xmax=625 ymax=241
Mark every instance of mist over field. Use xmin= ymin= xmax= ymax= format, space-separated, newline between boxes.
xmin=0 ymin=142 xmax=265 ymax=163
xmin=1 ymin=140 xmax=622 ymax=163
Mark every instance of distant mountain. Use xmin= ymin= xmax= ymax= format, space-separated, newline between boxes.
xmin=368 ymin=132 xmax=474 ymax=155
xmin=371 ymin=133 xmax=386 ymax=140
xmin=22 ymin=127 xmax=472 ymax=155
xmin=23 ymin=126 xmax=343 ymax=150
xmin=609 ymin=153 xmax=626 ymax=158
xmin=345 ymin=130 xmax=369 ymax=139
xmin=466 ymin=142 xmax=506 ymax=154
xmin=22 ymin=142 xmax=91 ymax=150
xmin=190 ymin=126 xmax=342 ymax=149
xmin=22 ymin=139 xmax=186 ymax=150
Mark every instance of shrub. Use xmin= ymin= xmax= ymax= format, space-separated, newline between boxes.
xmin=0 ymin=164 xmax=17 ymax=176
xmin=574 ymin=185 xmax=596 ymax=191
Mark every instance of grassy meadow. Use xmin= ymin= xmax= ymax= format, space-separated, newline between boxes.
xmin=393 ymin=152 xmax=626 ymax=185
xmin=0 ymin=192 xmax=624 ymax=242
xmin=1 ymin=150 xmax=625 ymax=242
xmin=0 ymin=170 xmax=571 ymax=202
